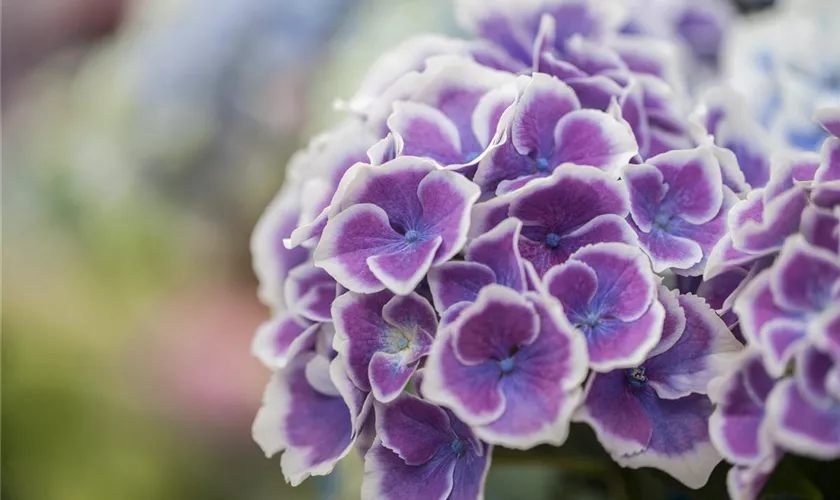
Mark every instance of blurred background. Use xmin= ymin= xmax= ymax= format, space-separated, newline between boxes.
xmin=0 ymin=0 xmax=787 ymax=499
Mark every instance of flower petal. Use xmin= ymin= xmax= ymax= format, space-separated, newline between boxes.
xmin=511 ymin=73 xmax=580 ymax=156
xmin=648 ymin=147 xmax=723 ymax=225
xmin=252 ymin=353 xmax=356 ymax=486
xmin=417 ymin=169 xmax=481 ymax=264
xmin=252 ymin=314 xmax=319 ymax=370
xmin=314 ymin=204 xmax=405 ymax=294
xmin=766 ymin=379 xmax=840 ymax=460
xmin=285 ymin=263 xmax=337 ymax=322
xmin=362 ymin=440 xmax=456 ymax=500
xmin=615 ymin=393 xmax=721 ymax=490
xmin=645 ymin=294 xmax=743 ymax=399
xmin=374 ymin=393 xmax=453 ymax=466
xmin=465 ymin=217 xmax=526 ymax=292
xmin=427 ymin=261 xmax=496 ymax=314
xmin=551 ymin=109 xmax=638 ymax=173
xmin=576 ymin=370 xmax=654 ymax=456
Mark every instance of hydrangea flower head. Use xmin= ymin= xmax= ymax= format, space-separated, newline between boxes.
xmin=248 ymin=2 xmax=840 ymax=497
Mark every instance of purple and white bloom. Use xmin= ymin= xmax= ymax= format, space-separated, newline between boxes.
xmin=423 ymin=285 xmax=588 ymax=449
xmin=347 ymin=35 xmax=523 ymax=115
xmin=361 ymin=392 xmax=491 ymax=500
xmin=575 ymin=291 xmax=742 ymax=488
xmin=253 ymin=353 xmax=371 ymax=486
xmin=384 ymin=56 xmax=517 ymax=173
xmin=332 ymin=291 xmax=437 ymax=402
xmin=252 ymin=315 xmax=333 ymax=371
xmin=544 ymin=242 xmax=665 ymax=371
xmin=473 ymin=165 xmax=636 ymax=277
xmin=532 ymin=26 xmax=696 ymax=160
xmin=766 ymin=346 xmax=840 ymax=459
xmin=708 ymin=350 xmax=776 ymax=468
xmin=704 ymin=152 xmax=819 ymax=281
xmin=620 ymin=0 xmax=732 ymax=83
xmin=726 ymin=449 xmax=782 ymax=500
xmin=283 ymin=262 xmax=337 ymax=323
xmin=690 ymin=86 xmax=772 ymax=190
xmin=251 ymin=184 xmax=310 ymax=310
xmin=623 ymin=146 xmax=736 ymax=275
xmin=473 ymin=73 xmax=637 ymax=194
xmin=708 ymin=350 xmax=783 ymax=500
xmin=734 ymin=236 xmax=840 ymax=377
xmin=428 ymin=217 xmax=526 ymax=317
xmin=455 ymin=0 xmax=620 ymax=67
xmin=314 ymin=157 xmax=480 ymax=295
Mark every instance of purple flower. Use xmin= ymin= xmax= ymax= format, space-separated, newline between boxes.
xmin=544 ymin=242 xmax=665 ymax=371
xmin=690 ymin=87 xmax=771 ymax=190
xmin=251 ymin=185 xmax=309 ymax=310
xmin=473 ymin=165 xmax=636 ymax=277
xmin=361 ymin=392 xmax=491 ymax=500
xmin=385 ymin=56 xmax=517 ymax=172
xmin=332 ymin=290 xmax=437 ymax=402
xmin=455 ymin=0 xmax=615 ymax=66
xmin=252 ymin=315 xmax=334 ymax=371
xmin=708 ymin=350 xmax=776 ymax=467
xmin=704 ymin=152 xmax=819 ymax=280
xmin=733 ymin=236 xmax=840 ymax=376
xmin=473 ymin=73 xmax=638 ymax=194
xmin=428 ymin=217 xmax=526 ymax=316
xmin=532 ymin=26 xmax=696 ymax=160
xmin=348 ymin=35 xmax=522 ymax=115
xmin=766 ymin=346 xmax=840 ymax=459
xmin=620 ymin=0 xmax=732 ymax=80
xmin=423 ymin=285 xmax=588 ymax=448
xmin=283 ymin=262 xmax=337 ymax=323
xmin=535 ymin=31 xmax=626 ymax=111
xmin=726 ymin=450 xmax=782 ymax=500
xmin=575 ymin=291 xmax=742 ymax=488
xmin=253 ymin=353 xmax=371 ymax=485
xmin=314 ymin=157 xmax=480 ymax=295
xmin=623 ymin=146 xmax=736 ymax=275
xmin=279 ymin=121 xmax=381 ymax=250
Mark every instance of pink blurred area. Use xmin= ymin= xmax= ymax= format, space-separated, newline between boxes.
xmin=135 ymin=283 xmax=269 ymax=433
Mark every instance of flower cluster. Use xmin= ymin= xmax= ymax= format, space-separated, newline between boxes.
xmin=249 ymin=1 xmax=839 ymax=498
xmin=706 ymin=108 xmax=840 ymax=499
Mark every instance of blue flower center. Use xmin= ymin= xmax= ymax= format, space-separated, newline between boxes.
xmin=654 ymin=213 xmax=672 ymax=231
xmin=404 ymin=229 xmax=420 ymax=243
xmin=498 ymin=357 xmax=515 ymax=373
xmin=395 ymin=336 xmax=409 ymax=350
xmin=451 ymin=439 xmax=465 ymax=456
xmin=577 ymin=311 xmax=602 ymax=329
xmin=465 ymin=151 xmax=480 ymax=162
xmin=536 ymin=157 xmax=550 ymax=172
xmin=627 ymin=366 xmax=647 ymax=386
xmin=545 ymin=232 xmax=561 ymax=248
